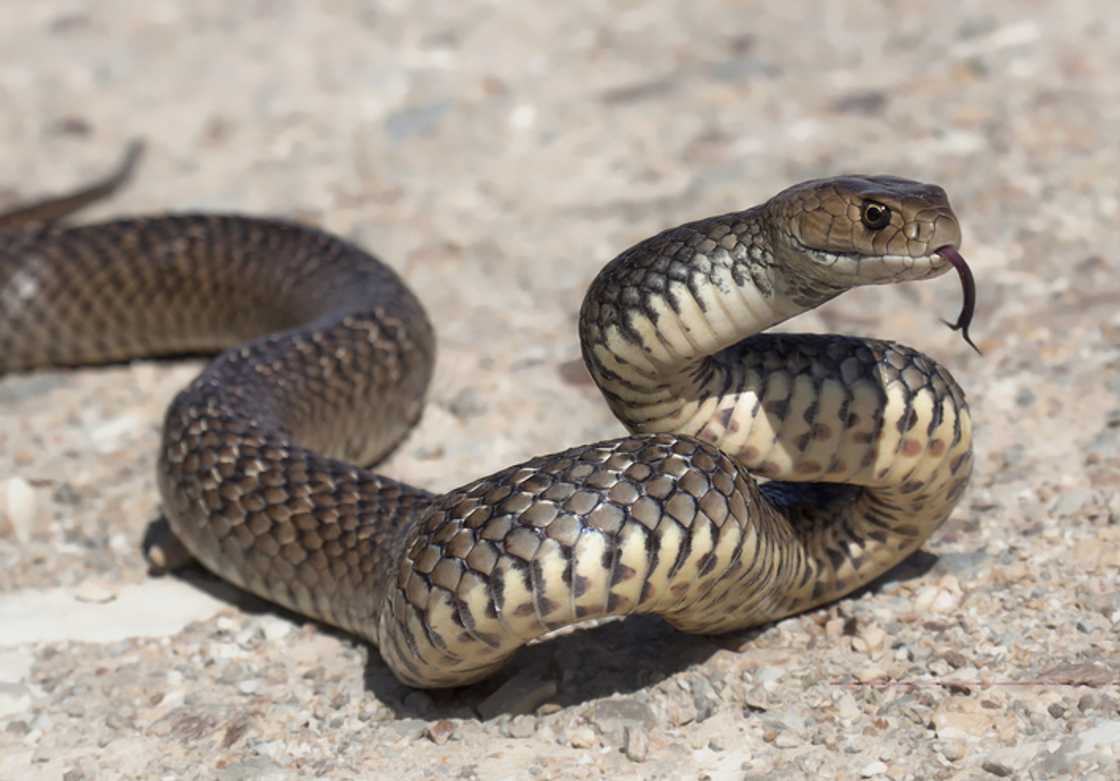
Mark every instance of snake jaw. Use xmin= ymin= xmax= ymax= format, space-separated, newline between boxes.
xmin=782 ymin=235 xmax=980 ymax=355
xmin=798 ymin=243 xmax=980 ymax=354
xmin=792 ymin=241 xmax=954 ymax=284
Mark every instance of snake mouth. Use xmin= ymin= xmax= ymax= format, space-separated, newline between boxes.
xmin=798 ymin=242 xmax=979 ymax=354
xmin=799 ymin=243 xmax=951 ymax=281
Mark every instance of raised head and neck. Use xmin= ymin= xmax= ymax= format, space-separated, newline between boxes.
xmin=578 ymin=175 xmax=974 ymax=626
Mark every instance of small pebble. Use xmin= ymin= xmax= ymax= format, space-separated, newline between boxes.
xmin=258 ymin=616 xmax=294 ymax=642
xmin=860 ymin=760 xmax=887 ymax=777
xmin=5 ymin=720 xmax=30 ymax=736
xmin=506 ymin=715 xmax=537 ymax=739
xmin=773 ymin=732 xmax=801 ymax=748
xmin=1 ymin=477 xmax=42 ymax=543
xmin=943 ymin=650 xmax=969 ymax=669
xmin=567 ymin=725 xmax=598 ymax=748
xmin=623 ymin=726 xmax=649 ymax=762
xmin=73 ymin=580 xmax=118 ymax=605
xmin=446 ymin=387 xmax=488 ymax=419
xmin=425 ymin=720 xmax=456 ymax=744
xmin=981 ymin=759 xmax=1013 ymax=777
xmin=860 ymin=625 xmax=887 ymax=653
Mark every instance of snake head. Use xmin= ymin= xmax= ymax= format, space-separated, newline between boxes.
xmin=769 ymin=174 xmax=961 ymax=285
xmin=765 ymin=175 xmax=978 ymax=352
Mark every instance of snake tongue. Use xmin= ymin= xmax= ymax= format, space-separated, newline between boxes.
xmin=935 ymin=245 xmax=980 ymax=355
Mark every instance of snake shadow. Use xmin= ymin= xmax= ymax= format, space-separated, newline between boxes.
xmin=142 ymin=516 xmax=939 ymax=720
xmin=363 ymin=549 xmax=941 ymax=720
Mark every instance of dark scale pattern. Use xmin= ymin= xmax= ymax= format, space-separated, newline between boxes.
xmin=2 ymin=167 xmax=973 ymax=688
xmin=712 ymin=332 xmax=968 ymax=449
xmin=3 ymin=215 xmax=437 ymax=642
xmin=377 ymin=434 xmax=799 ymax=686
xmin=579 ymin=207 xmax=773 ymax=356
xmin=692 ymin=331 xmax=970 ymax=613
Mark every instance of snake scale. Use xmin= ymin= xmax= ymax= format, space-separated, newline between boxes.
xmin=0 ymin=146 xmax=975 ymax=688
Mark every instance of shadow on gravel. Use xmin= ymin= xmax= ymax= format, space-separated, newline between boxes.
xmin=361 ymin=612 xmax=759 ymax=721
xmin=856 ymin=549 xmax=941 ymax=593
xmin=363 ymin=548 xmax=943 ymax=720
xmin=144 ymin=513 xmax=945 ymax=721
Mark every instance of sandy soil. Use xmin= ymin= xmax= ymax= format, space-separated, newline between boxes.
xmin=1 ymin=2 xmax=1118 ymax=779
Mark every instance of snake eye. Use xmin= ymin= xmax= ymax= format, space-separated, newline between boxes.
xmin=860 ymin=201 xmax=892 ymax=231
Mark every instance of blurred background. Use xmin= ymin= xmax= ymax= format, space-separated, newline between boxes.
xmin=2 ymin=2 xmax=1118 ymax=779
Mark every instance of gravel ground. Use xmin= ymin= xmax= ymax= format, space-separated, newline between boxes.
xmin=1 ymin=2 xmax=1118 ymax=779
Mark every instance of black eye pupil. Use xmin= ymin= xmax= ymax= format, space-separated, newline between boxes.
xmin=863 ymin=203 xmax=890 ymax=229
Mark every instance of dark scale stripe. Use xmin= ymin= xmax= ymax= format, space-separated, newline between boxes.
xmin=685 ymin=521 xmax=733 ymax=607
xmin=414 ymin=593 xmax=453 ymax=656
xmin=559 ymin=548 xmax=575 ymax=585
xmin=452 ymin=592 xmax=500 ymax=650
xmin=925 ymin=389 xmax=945 ymax=437
xmin=665 ymin=521 xmax=695 ymax=580
xmin=636 ymin=527 xmax=660 ymax=607
xmin=860 ymin=511 xmax=897 ymax=531
xmin=601 ymin=532 xmax=623 ymax=614
xmin=529 ymin=559 xmax=560 ymax=631
xmin=387 ymin=602 xmax=433 ymax=682
xmin=839 ymin=516 xmax=866 ymax=553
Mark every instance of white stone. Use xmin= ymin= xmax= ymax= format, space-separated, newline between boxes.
xmin=860 ymin=760 xmax=887 ymax=777
xmin=754 ymin=666 xmax=786 ymax=684
xmin=2 ymin=477 xmax=42 ymax=543
xmin=0 ymin=580 xmax=229 ymax=645
xmin=74 ymin=580 xmax=119 ymax=604
xmin=0 ymin=647 xmax=34 ymax=683
xmin=0 ymin=684 xmax=31 ymax=718
xmin=258 ymin=615 xmax=294 ymax=642
xmin=1080 ymin=720 xmax=1120 ymax=750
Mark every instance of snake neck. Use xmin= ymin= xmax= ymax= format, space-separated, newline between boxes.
xmin=579 ymin=208 xmax=825 ymax=430
xmin=579 ymin=208 xmax=973 ymax=620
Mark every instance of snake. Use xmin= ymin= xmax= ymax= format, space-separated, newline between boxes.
xmin=0 ymin=144 xmax=975 ymax=688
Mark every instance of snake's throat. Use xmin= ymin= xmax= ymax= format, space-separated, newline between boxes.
xmin=936 ymin=245 xmax=980 ymax=355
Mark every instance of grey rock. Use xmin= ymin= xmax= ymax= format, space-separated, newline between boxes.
xmin=503 ymin=714 xmax=537 ymax=739
xmin=385 ymin=102 xmax=450 ymax=142
xmin=689 ymin=674 xmax=721 ymax=722
xmin=1050 ymin=489 xmax=1094 ymax=516
xmin=933 ymin=549 xmax=990 ymax=576
xmin=387 ymin=718 xmax=428 ymax=740
xmin=446 ymin=387 xmax=488 ymax=419
xmin=623 ymin=726 xmax=649 ymax=762
xmin=589 ymin=696 xmax=659 ymax=746
xmin=1034 ymin=719 xmax=1120 ymax=775
xmin=589 ymin=697 xmax=658 ymax=731
xmin=981 ymin=759 xmax=1013 ymax=777
xmin=425 ymin=719 xmax=456 ymax=744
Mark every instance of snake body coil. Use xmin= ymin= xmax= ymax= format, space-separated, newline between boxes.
xmin=0 ymin=151 xmax=972 ymax=687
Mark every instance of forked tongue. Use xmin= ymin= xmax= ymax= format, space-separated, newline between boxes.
xmin=936 ymin=245 xmax=980 ymax=355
